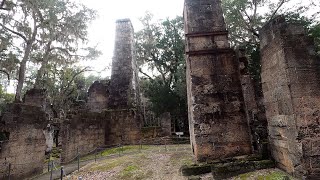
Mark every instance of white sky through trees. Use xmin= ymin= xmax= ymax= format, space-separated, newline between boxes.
xmin=5 ymin=0 xmax=319 ymax=93
xmin=78 ymin=0 xmax=184 ymax=78
xmin=79 ymin=0 xmax=319 ymax=78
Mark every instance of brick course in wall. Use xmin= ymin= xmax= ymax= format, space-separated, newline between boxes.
xmin=260 ymin=16 xmax=320 ymax=179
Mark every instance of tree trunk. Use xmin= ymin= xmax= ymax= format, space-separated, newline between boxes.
xmin=15 ymin=41 xmax=33 ymax=101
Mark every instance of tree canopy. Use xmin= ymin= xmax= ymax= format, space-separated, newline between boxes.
xmin=135 ymin=13 xmax=188 ymax=131
xmin=0 ymin=0 xmax=100 ymax=102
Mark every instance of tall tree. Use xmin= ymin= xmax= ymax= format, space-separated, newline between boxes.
xmin=0 ymin=0 xmax=98 ymax=101
xmin=222 ymin=0 xmax=320 ymax=46
xmin=135 ymin=13 xmax=188 ymax=131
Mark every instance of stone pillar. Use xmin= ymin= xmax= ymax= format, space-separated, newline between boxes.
xmin=184 ymin=0 xmax=252 ymax=162
xmin=260 ymin=16 xmax=320 ymax=179
xmin=108 ymin=19 xmax=140 ymax=109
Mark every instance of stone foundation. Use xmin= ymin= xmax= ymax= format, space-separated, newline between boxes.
xmin=260 ymin=16 xmax=320 ymax=179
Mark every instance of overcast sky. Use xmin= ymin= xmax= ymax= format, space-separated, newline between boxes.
xmin=78 ymin=0 xmax=185 ymax=77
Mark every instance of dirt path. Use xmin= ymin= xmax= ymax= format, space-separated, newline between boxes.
xmin=66 ymin=145 xmax=194 ymax=180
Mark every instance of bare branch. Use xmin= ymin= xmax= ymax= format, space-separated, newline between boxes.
xmin=51 ymin=47 xmax=86 ymax=58
xmin=0 ymin=0 xmax=9 ymax=10
xmin=237 ymin=10 xmax=260 ymax=38
xmin=0 ymin=23 xmax=28 ymax=42
xmin=0 ymin=69 xmax=10 ymax=81
xmin=139 ymin=68 xmax=154 ymax=80
xmin=267 ymin=0 xmax=286 ymax=22
xmin=63 ymin=67 xmax=91 ymax=94
xmin=0 ymin=0 xmax=5 ymax=7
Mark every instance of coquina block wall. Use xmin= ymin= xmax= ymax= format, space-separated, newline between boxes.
xmin=184 ymin=0 xmax=252 ymax=162
xmin=260 ymin=16 xmax=320 ymax=179
xmin=0 ymin=104 xmax=47 ymax=179
xmin=61 ymin=110 xmax=105 ymax=164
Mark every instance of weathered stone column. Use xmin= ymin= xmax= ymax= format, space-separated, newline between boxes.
xmin=260 ymin=16 xmax=320 ymax=179
xmin=108 ymin=19 xmax=140 ymax=109
xmin=184 ymin=0 xmax=252 ymax=162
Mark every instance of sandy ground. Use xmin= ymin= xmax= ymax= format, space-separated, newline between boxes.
xmin=66 ymin=145 xmax=194 ymax=180
xmin=48 ymin=145 xmax=295 ymax=180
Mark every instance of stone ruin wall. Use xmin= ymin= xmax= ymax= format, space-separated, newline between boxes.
xmin=104 ymin=110 xmax=141 ymax=145
xmin=184 ymin=0 xmax=252 ymax=162
xmin=60 ymin=111 xmax=105 ymax=163
xmin=87 ymin=81 xmax=109 ymax=112
xmin=237 ymin=48 xmax=269 ymax=157
xmin=260 ymin=16 xmax=320 ymax=179
xmin=0 ymin=104 xmax=47 ymax=179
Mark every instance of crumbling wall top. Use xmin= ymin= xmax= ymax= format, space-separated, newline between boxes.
xmin=260 ymin=16 xmax=306 ymax=49
xmin=184 ymin=0 xmax=227 ymax=34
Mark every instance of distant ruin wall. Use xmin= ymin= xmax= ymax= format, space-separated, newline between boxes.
xmin=0 ymin=104 xmax=47 ymax=179
xmin=260 ymin=16 xmax=320 ymax=179
xmin=105 ymin=109 xmax=141 ymax=145
xmin=237 ymin=48 xmax=269 ymax=157
xmin=61 ymin=111 xmax=105 ymax=163
xmin=184 ymin=0 xmax=252 ymax=162
xmin=87 ymin=81 xmax=109 ymax=112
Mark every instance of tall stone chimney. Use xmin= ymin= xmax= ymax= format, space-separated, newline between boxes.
xmin=108 ymin=19 xmax=140 ymax=109
xmin=184 ymin=0 xmax=252 ymax=162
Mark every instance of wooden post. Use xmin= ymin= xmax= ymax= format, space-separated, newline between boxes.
xmin=8 ymin=163 xmax=11 ymax=180
xmin=60 ymin=166 xmax=64 ymax=180
xmin=50 ymin=161 xmax=53 ymax=180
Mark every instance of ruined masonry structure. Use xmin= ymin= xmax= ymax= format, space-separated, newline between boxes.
xmin=260 ymin=17 xmax=320 ymax=179
xmin=108 ymin=19 xmax=140 ymax=109
xmin=184 ymin=0 xmax=252 ymax=162
xmin=0 ymin=104 xmax=47 ymax=179
xmin=237 ymin=48 xmax=269 ymax=157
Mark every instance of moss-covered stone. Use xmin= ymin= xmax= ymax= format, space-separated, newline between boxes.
xmin=180 ymin=164 xmax=212 ymax=176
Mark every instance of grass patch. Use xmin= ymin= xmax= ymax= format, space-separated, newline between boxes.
xmin=80 ymin=145 xmax=150 ymax=161
xmin=169 ymin=152 xmax=194 ymax=166
xmin=257 ymin=171 xmax=291 ymax=180
xmin=89 ymin=160 xmax=121 ymax=171
xmin=239 ymin=172 xmax=254 ymax=180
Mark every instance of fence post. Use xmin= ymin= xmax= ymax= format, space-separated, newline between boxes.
xmin=47 ymin=159 xmax=50 ymax=172
xmin=77 ymin=147 xmax=80 ymax=171
xmin=94 ymin=148 xmax=97 ymax=162
xmin=50 ymin=161 xmax=53 ymax=180
xmin=118 ymin=144 xmax=121 ymax=157
xmin=164 ymin=139 xmax=167 ymax=152
xmin=60 ymin=166 xmax=64 ymax=180
xmin=121 ymin=144 xmax=124 ymax=154
xmin=8 ymin=163 xmax=11 ymax=180
xmin=77 ymin=155 xmax=80 ymax=171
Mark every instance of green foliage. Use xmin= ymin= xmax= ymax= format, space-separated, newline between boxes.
xmin=0 ymin=85 xmax=14 ymax=115
xmin=222 ymin=0 xmax=320 ymax=81
xmin=309 ymin=24 xmax=320 ymax=54
xmin=136 ymin=13 xmax=187 ymax=131
xmin=0 ymin=0 xmax=99 ymax=101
